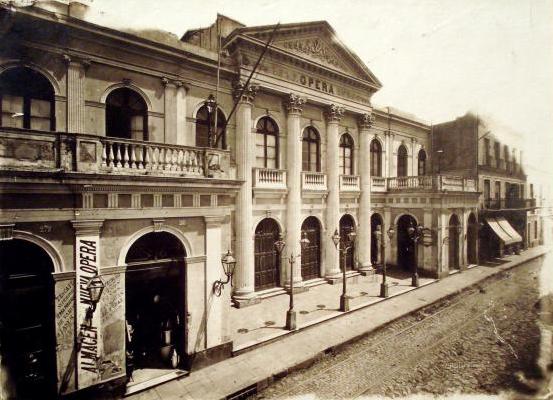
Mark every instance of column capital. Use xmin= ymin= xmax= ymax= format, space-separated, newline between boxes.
xmin=204 ymin=215 xmax=225 ymax=228
xmin=71 ymin=219 xmax=104 ymax=235
xmin=283 ymin=93 xmax=306 ymax=115
xmin=63 ymin=54 xmax=91 ymax=69
xmin=358 ymin=112 xmax=376 ymax=130
xmin=324 ymin=104 xmax=345 ymax=123
xmin=233 ymin=81 xmax=258 ymax=104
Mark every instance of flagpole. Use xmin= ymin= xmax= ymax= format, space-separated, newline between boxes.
xmin=214 ymin=14 xmax=221 ymax=147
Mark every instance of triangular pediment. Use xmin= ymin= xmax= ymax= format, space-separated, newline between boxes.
xmin=231 ymin=21 xmax=381 ymax=88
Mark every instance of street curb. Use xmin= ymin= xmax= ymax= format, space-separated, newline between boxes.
xmin=226 ymin=248 xmax=550 ymax=399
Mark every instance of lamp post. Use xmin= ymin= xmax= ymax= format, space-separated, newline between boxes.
xmin=274 ymin=232 xmax=310 ymax=330
xmin=374 ymin=225 xmax=395 ymax=298
xmin=213 ymin=250 xmax=237 ymax=297
xmin=407 ymin=223 xmax=424 ymax=287
xmin=332 ymin=228 xmax=357 ymax=312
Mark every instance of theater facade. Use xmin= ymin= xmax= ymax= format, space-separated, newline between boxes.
xmin=0 ymin=2 xmax=481 ymax=398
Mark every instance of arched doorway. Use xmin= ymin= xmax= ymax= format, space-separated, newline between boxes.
xmin=0 ymin=239 xmax=56 ymax=398
xmin=467 ymin=213 xmax=478 ymax=265
xmin=371 ymin=213 xmax=384 ymax=266
xmin=301 ymin=217 xmax=321 ymax=281
xmin=106 ymin=87 xmax=148 ymax=140
xmin=339 ymin=214 xmax=356 ymax=271
xmin=449 ymin=214 xmax=461 ymax=270
xmin=254 ymin=218 xmax=281 ymax=291
xmin=125 ymin=232 xmax=186 ymax=373
xmin=397 ymin=215 xmax=417 ymax=270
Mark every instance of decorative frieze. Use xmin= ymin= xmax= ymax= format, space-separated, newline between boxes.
xmin=283 ymin=93 xmax=305 ymax=115
xmin=232 ymin=81 xmax=258 ymax=104
xmin=358 ymin=112 xmax=376 ymax=130
xmin=324 ymin=104 xmax=345 ymax=123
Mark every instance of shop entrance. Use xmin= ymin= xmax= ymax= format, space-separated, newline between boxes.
xmin=125 ymin=232 xmax=186 ymax=383
xmin=0 ymin=239 xmax=56 ymax=399
xmin=467 ymin=213 xmax=478 ymax=265
xmin=397 ymin=215 xmax=417 ymax=270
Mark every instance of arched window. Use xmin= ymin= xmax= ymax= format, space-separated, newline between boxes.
xmin=339 ymin=134 xmax=354 ymax=175
xmin=106 ymin=88 xmax=148 ymax=140
xmin=370 ymin=139 xmax=382 ymax=177
xmin=0 ymin=67 xmax=55 ymax=131
xmin=417 ymin=149 xmax=427 ymax=176
xmin=255 ymin=117 xmax=279 ymax=169
xmin=302 ymin=126 xmax=320 ymax=172
xmin=195 ymin=106 xmax=226 ymax=149
xmin=397 ymin=145 xmax=408 ymax=177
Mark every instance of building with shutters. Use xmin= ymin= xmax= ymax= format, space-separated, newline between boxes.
xmin=433 ymin=113 xmax=536 ymax=260
xmin=0 ymin=2 xmax=484 ymax=398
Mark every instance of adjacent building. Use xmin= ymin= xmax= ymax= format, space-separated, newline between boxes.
xmin=433 ymin=113 xmax=536 ymax=260
xmin=0 ymin=2 xmax=518 ymax=399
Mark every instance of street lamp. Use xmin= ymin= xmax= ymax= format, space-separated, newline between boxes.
xmin=213 ymin=250 xmax=236 ymax=297
xmin=374 ymin=225 xmax=395 ymax=298
xmin=274 ymin=232 xmax=310 ymax=330
xmin=85 ymin=275 xmax=105 ymax=320
xmin=407 ymin=223 xmax=426 ymax=287
xmin=332 ymin=228 xmax=357 ymax=312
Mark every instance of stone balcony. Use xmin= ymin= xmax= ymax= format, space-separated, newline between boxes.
xmin=384 ymin=175 xmax=478 ymax=193
xmin=370 ymin=176 xmax=387 ymax=192
xmin=0 ymin=128 xmax=232 ymax=180
xmin=339 ymin=175 xmax=360 ymax=191
xmin=252 ymin=168 xmax=287 ymax=190
xmin=302 ymin=171 xmax=327 ymax=191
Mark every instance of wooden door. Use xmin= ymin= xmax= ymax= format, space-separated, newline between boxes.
xmin=301 ymin=217 xmax=321 ymax=281
xmin=254 ymin=219 xmax=281 ymax=291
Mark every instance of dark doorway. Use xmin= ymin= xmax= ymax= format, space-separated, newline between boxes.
xmin=397 ymin=215 xmax=417 ymax=270
xmin=449 ymin=214 xmax=460 ymax=270
xmin=0 ymin=239 xmax=56 ymax=399
xmin=301 ymin=217 xmax=321 ymax=281
xmin=339 ymin=214 xmax=356 ymax=271
xmin=125 ymin=232 xmax=186 ymax=375
xmin=254 ymin=218 xmax=281 ymax=291
xmin=371 ymin=213 xmax=384 ymax=266
xmin=467 ymin=213 xmax=478 ymax=264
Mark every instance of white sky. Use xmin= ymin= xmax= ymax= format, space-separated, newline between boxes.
xmin=88 ymin=0 xmax=553 ymax=174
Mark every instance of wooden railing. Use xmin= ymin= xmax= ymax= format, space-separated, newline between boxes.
xmin=339 ymin=175 xmax=360 ymax=191
xmin=253 ymin=168 xmax=287 ymax=189
xmin=302 ymin=171 xmax=327 ymax=191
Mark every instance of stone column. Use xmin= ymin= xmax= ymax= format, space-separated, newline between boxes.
xmin=71 ymin=219 xmax=103 ymax=389
xmin=65 ymin=55 xmax=89 ymax=134
xmin=384 ymin=208 xmax=393 ymax=264
xmin=232 ymin=83 xmax=258 ymax=307
xmin=162 ymin=77 xmax=178 ymax=144
xmin=284 ymin=93 xmax=306 ymax=286
xmin=324 ymin=104 xmax=344 ymax=280
xmin=357 ymin=112 xmax=375 ymax=273
xmin=175 ymin=81 xmax=188 ymax=145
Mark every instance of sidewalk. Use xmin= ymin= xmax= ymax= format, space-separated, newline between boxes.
xmin=130 ymin=246 xmax=550 ymax=400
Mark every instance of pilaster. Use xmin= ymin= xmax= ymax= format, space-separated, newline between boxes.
xmin=357 ymin=112 xmax=375 ymax=272
xmin=71 ymin=219 xmax=104 ymax=389
xmin=232 ymin=82 xmax=259 ymax=307
xmin=323 ymin=104 xmax=344 ymax=280
xmin=284 ymin=93 xmax=306 ymax=285
xmin=162 ymin=77 xmax=178 ymax=144
xmin=175 ymin=81 xmax=188 ymax=145
xmin=64 ymin=55 xmax=89 ymax=134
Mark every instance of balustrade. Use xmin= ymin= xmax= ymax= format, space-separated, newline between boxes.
xmin=339 ymin=175 xmax=360 ymax=191
xmin=302 ymin=171 xmax=327 ymax=191
xmin=253 ymin=168 xmax=287 ymax=189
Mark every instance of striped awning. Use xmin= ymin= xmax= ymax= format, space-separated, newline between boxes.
xmin=496 ymin=217 xmax=523 ymax=243
xmin=485 ymin=217 xmax=521 ymax=246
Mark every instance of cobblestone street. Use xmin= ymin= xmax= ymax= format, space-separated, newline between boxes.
xmin=253 ymin=256 xmax=550 ymax=399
